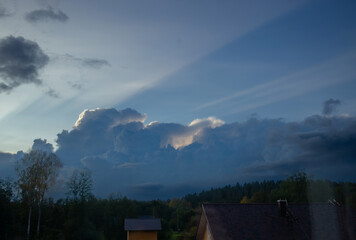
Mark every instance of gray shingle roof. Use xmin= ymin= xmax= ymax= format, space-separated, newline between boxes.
xmin=124 ymin=218 xmax=162 ymax=231
xmin=196 ymin=203 xmax=356 ymax=240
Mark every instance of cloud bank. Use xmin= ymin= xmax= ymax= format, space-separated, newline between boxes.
xmin=1 ymin=106 xmax=355 ymax=200
xmin=52 ymin=107 xmax=356 ymax=200
xmin=25 ymin=7 xmax=68 ymax=23
xmin=0 ymin=36 xmax=49 ymax=93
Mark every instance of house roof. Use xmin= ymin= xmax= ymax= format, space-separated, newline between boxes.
xmin=124 ymin=218 xmax=162 ymax=231
xmin=196 ymin=203 xmax=356 ymax=240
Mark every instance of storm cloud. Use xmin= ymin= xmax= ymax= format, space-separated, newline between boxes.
xmin=0 ymin=36 xmax=49 ymax=93
xmin=0 ymin=107 xmax=355 ymax=199
xmin=53 ymin=107 xmax=356 ymax=199
xmin=25 ymin=7 xmax=68 ymax=23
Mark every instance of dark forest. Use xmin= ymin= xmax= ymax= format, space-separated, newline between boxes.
xmin=1 ymin=172 xmax=356 ymax=240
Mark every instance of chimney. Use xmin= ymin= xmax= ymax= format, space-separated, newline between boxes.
xmin=277 ymin=200 xmax=288 ymax=217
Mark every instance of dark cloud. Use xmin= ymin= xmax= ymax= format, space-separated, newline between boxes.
xmin=323 ymin=98 xmax=341 ymax=115
xmin=45 ymin=88 xmax=60 ymax=98
xmin=25 ymin=7 xmax=68 ymax=23
xmin=54 ymin=54 xmax=110 ymax=69
xmin=53 ymin=108 xmax=356 ymax=199
xmin=82 ymin=59 xmax=110 ymax=69
xmin=0 ymin=36 xmax=49 ymax=93
xmin=0 ymin=6 xmax=12 ymax=18
xmin=67 ymin=81 xmax=82 ymax=90
xmin=0 ymin=82 xmax=11 ymax=91
xmin=241 ymin=115 xmax=356 ymax=180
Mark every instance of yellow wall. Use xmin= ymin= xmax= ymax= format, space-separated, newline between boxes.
xmin=203 ymin=225 xmax=207 ymax=240
xmin=203 ymin=225 xmax=212 ymax=240
xmin=127 ymin=231 xmax=157 ymax=240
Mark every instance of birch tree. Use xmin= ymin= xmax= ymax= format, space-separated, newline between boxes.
xmin=15 ymin=150 xmax=62 ymax=239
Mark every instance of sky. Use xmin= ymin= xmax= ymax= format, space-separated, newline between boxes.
xmin=1 ymin=0 xmax=356 ymax=200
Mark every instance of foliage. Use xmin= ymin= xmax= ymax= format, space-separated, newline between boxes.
xmin=0 ymin=178 xmax=13 ymax=202
xmin=15 ymin=150 xmax=62 ymax=239
xmin=15 ymin=150 xmax=63 ymax=204
xmin=0 ymin=178 xmax=16 ymax=238
xmin=66 ymin=169 xmax=94 ymax=202
xmin=65 ymin=170 xmax=97 ymax=239
xmin=277 ymin=172 xmax=309 ymax=202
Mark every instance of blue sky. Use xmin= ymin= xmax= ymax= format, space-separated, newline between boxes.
xmin=122 ymin=0 xmax=356 ymax=124
xmin=1 ymin=0 xmax=356 ymax=199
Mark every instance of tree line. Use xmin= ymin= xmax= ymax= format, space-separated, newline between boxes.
xmin=0 ymin=150 xmax=356 ymax=239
